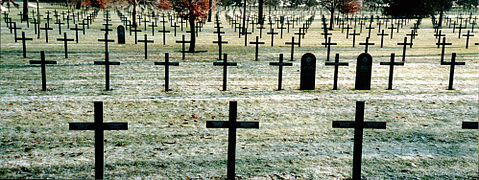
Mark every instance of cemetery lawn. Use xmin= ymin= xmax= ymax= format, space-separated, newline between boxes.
xmin=1 ymin=5 xmax=478 ymax=179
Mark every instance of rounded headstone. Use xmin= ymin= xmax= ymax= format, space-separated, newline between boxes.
xmin=117 ymin=25 xmax=125 ymax=44
xmin=355 ymin=53 xmax=373 ymax=90
xmin=300 ymin=53 xmax=316 ymax=90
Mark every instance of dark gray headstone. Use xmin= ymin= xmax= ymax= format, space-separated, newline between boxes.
xmin=117 ymin=25 xmax=125 ymax=44
xmin=355 ymin=53 xmax=373 ymax=90
xmin=300 ymin=53 xmax=316 ymax=90
xmin=280 ymin=16 xmax=285 ymax=24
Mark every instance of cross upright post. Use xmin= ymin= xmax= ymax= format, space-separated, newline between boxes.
xmin=69 ymin=101 xmax=128 ymax=180
xmin=213 ymin=54 xmax=237 ymax=91
xmin=206 ymin=101 xmax=259 ymax=180
xmin=154 ymin=53 xmax=180 ymax=92
xmin=249 ymin=36 xmax=265 ymax=61
xmin=176 ymin=35 xmax=191 ymax=60
xmin=321 ymin=37 xmax=337 ymax=61
xmin=380 ymin=53 xmax=404 ymax=90
xmin=332 ymin=101 xmax=387 ymax=180
xmin=16 ymin=31 xmax=33 ymax=58
xmin=359 ymin=37 xmax=374 ymax=53
xmin=138 ymin=34 xmax=154 ymax=59
xmin=269 ymin=54 xmax=293 ymax=90
xmin=436 ymin=37 xmax=452 ymax=64
xmin=285 ymin=36 xmax=299 ymax=61
xmin=325 ymin=53 xmax=349 ymax=90
xmin=441 ymin=53 xmax=465 ymax=90
xmin=29 ymin=51 xmax=57 ymax=91
xmin=56 ymin=32 xmax=74 ymax=58
xmin=397 ymin=37 xmax=412 ymax=62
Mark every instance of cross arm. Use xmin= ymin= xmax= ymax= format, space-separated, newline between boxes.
xmin=269 ymin=62 xmax=293 ymax=66
xmin=98 ymin=39 xmax=115 ymax=42
xmin=94 ymin=61 xmax=121 ymax=65
xmin=30 ymin=60 xmax=57 ymax=64
xmin=462 ymin=122 xmax=479 ymax=129
xmin=441 ymin=62 xmax=465 ymax=65
xmin=69 ymin=122 xmax=128 ymax=130
xmin=213 ymin=62 xmax=237 ymax=66
xmin=155 ymin=62 xmax=179 ymax=66
xmin=332 ymin=121 xmax=387 ymax=129
xmin=380 ymin=62 xmax=404 ymax=66
xmin=325 ymin=62 xmax=349 ymax=66
xmin=206 ymin=121 xmax=259 ymax=129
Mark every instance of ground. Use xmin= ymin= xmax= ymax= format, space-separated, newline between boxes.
xmin=0 ymin=3 xmax=478 ymax=179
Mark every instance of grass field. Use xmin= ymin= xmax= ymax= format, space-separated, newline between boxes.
xmin=1 ymin=3 xmax=478 ymax=179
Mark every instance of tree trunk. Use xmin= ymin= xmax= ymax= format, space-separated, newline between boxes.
xmin=188 ymin=16 xmax=196 ymax=52
xmin=437 ymin=9 xmax=444 ymax=28
xmin=329 ymin=8 xmax=335 ymax=30
xmin=75 ymin=0 xmax=81 ymax=9
xmin=132 ymin=0 xmax=138 ymax=28
xmin=258 ymin=0 xmax=263 ymax=25
xmin=23 ymin=0 xmax=28 ymax=21
xmin=36 ymin=0 xmax=40 ymax=39
xmin=207 ymin=0 xmax=212 ymax=22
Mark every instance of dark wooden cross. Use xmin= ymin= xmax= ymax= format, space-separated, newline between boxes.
xmin=154 ymin=53 xmax=179 ymax=92
xmin=462 ymin=30 xmax=474 ymax=48
xmin=101 ymin=23 xmax=113 ymax=35
xmin=70 ymin=24 xmax=83 ymax=43
xmin=54 ymin=19 xmax=65 ymax=35
xmin=441 ymin=53 xmax=465 ymax=90
xmin=149 ymin=21 xmax=157 ymax=36
xmin=285 ymin=36 xmax=299 ymax=61
xmin=79 ymin=20 xmax=87 ymax=34
xmin=11 ymin=22 xmax=21 ymax=43
xmin=436 ymin=37 xmax=452 ymax=64
xmin=294 ymin=28 xmax=305 ymax=47
xmin=349 ymin=29 xmax=360 ymax=47
xmin=206 ymin=101 xmax=259 ymax=180
xmin=249 ymin=36 xmax=265 ymax=61
xmin=40 ymin=23 xmax=53 ymax=43
xmin=325 ymin=53 xmax=349 ymax=90
xmin=321 ymin=37 xmax=337 ymax=61
xmin=257 ymin=23 xmax=265 ymax=38
xmin=380 ymin=53 xmax=404 ymax=90
xmin=405 ymin=30 xmax=417 ymax=48
xmin=359 ymin=37 xmax=374 ymax=53
xmin=213 ymin=54 xmax=237 ymax=91
xmin=130 ymin=25 xmax=142 ymax=44
xmin=98 ymin=32 xmax=114 ymax=58
xmin=269 ymin=54 xmax=293 ymax=90
xmin=434 ymin=30 xmax=445 ymax=48
xmin=171 ymin=22 xmax=179 ymax=37
xmin=365 ymin=23 xmax=375 ymax=38
xmin=56 ymin=32 xmax=74 ymax=58
xmin=388 ymin=24 xmax=395 ymax=39
xmin=94 ymin=52 xmax=120 ymax=91
xmin=377 ymin=30 xmax=388 ymax=48
xmin=176 ymin=35 xmax=191 ymax=60
xmin=397 ymin=37 xmax=412 ymax=62
xmin=15 ymin=32 xmax=33 ymax=58
xmin=69 ymin=101 xmax=128 ymax=180
xmin=138 ymin=34 xmax=154 ymax=59
xmin=267 ymin=28 xmax=278 ymax=47
xmin=158 ymin=18 xmax=170 ymax=45
xmin=462 ymin=122 xmax=478 ymax=129
xmin=213 ymin=35 xmax=228 ymax=60
xmin=29 ymin=51 xmax=57 ymax=91
xmin=332 ymin=101 xmax=387 ymax=180
xmin=278 ymin=23 xmax=286 ymax=38
xmin=241 ymin=28 xmax=252 ymax=47
xmin=344 ymin=24 xmax=352 ymax=38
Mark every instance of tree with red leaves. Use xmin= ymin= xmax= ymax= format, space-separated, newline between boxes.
xmin=158 ymin=0 xmax=214 ymax=52
xmin=339 ymin=0 xmax=361 ymax=15
xmin=82 ymin=0 xmax=109 ymax=8
xmin=319 ymin=0 xmax=362 ymax=30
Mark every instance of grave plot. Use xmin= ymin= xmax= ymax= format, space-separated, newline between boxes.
xmin=0 ymin=2 xmax=478 ymax=179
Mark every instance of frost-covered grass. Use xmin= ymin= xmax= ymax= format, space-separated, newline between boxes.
xmin=0 ymin=4 xmax=478 ymax=179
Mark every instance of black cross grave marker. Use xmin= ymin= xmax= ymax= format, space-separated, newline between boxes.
xmin=269 ymin=54 xmax=293 ymax=90
xmin=69 ymin=101 xmax=128 ymax=180
xmin=325 ymin=53 xmax=349 ymax=90
xmin=462 ymin=30 xmax=474 ymax=48
xmin=397 ymin=37 xmax=412 ymax=62
xmin=40 ymin=23 xmax=53 ymax=43
xmin=321 ymin=37 xmax=337 ymax=61
xmin=15 ymin=31 xmax=33 ymax=58
xmin=10 ymin=22 xmax=21 ymax=42
xmin=213 ymin=35 xmax=228 ymax=60
xmin=332 ymin=101 xmax=387 ymax=180
xmin=213 ymin=54 xmax=237 ymax=91
xmin=130 ymin=25 xmax=142 ymax=44
xmin=158 ymin=20 xmax=170 ymax=45
xmin=249 ymin=36 xmax=265 ymax=61
xmin=267 ymin=28 xmax=278 ymax=47
xmin=54 ymin=19 xmax=64 ymax=35
xmin=154 ymin=53 xmax=179 ymax=92
xmin=94 ymin=52 xmax=120 ymax=91
xmin=285 ymin=36 xmax=299 ymax=61
xmin=349 ymin=29 xmax=361 ymax=47
xmin=405 ymin=30 xmax=417 ymax=48
xmin=29 ymin=51 xmax=57 ymax=91
xmin=56 ymin=32 xmax=74 ymax=58
xmin=176 ymin=35 xmax=191 ymax=60
xmin=441 ymin=53 xmax=465 ymax=90
xmin=294 ymin=28 xmax=305 ymax=47
xmin=359 ymin=37 xmax=374 ymax=53
xmin=377 ymin=30 xmax=388 ymax=48
xmin=206 ymin=101 xmax=259 ymax=180
xmin=138 ymin=34 xmax=154 ymax=59
xmin=70 ymin=24 xmax=83 ymax=43
xmin=380 ymin=53 xmax=404 ymax=90
xmin=436 ymin=37 xmax=452 ymax=64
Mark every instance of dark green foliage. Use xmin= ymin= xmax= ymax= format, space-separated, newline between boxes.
xmin=456 ymin=0 xmax=479 ymax=9
xmin=383 ymin=0 xmax=453 ymax=18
